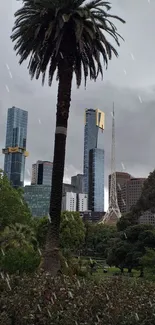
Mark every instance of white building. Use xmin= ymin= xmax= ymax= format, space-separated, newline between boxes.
xmin=78 ymin=193 xmax=88 ymax=212
xmin=62 ymin=192 xmax=77 ymax=211
xmin=62 ymin=192 xmax=88 ymax=212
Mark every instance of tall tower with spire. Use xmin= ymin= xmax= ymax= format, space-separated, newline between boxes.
xmin=102 ymin=104 xmax=121 ymax=225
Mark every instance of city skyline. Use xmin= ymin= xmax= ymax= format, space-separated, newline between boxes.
xmin=0 ymin=104 xmax=151 ymax=212
xmin=0 ymin=0 xmax=155 ymax=210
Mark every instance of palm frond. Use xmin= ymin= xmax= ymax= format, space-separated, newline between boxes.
xmin=11 ymin=0 xmax=125 ymax=87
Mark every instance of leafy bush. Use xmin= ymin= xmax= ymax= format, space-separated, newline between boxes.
xmin=1 ymin=274 xmax=155 ymax=325
xmin=34 ymin=212 xmax=86 ymax=254
xmin=0 ymin=248 xmax=41 ymax=274
xmin=0 ymin=171 xmax=32 ymax=231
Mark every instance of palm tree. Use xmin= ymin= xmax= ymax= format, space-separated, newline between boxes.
xmin=0 ymin=223 xmax=38 ymax=251
xmin=11 ymin=0 xmax=125 ymax=274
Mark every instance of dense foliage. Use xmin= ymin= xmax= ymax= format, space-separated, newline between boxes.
xmin=0 ymin=248 xmax=40 ymax=274
xmin=84 ymin=222 xmax=118 ymax=256
xmin=106 ymin=224 xmax=155 ymax=274
xmin=1 ymin=168 xmax=155 ymax=324
xmin=0 ymin=170 xmax=32 ymax=231
xmin=1 ymin=274 xmax=155 ymax=325
xmin=0 ymin=169 xmax=86 ymax=274
xmin=34 ymin=212 xmax=86 ymax=253
xmin=135 ymin=169 xmax=155 ymax=214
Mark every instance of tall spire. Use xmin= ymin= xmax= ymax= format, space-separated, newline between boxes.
xmin=101 ymin=103 xmax=121 ymax=225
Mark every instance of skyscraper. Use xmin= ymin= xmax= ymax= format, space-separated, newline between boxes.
xmin=31 ymin=160 xmax=53 ymax=186
xmin=121 ymin=177 xmax=146 ymax=214
xmin=83 ymin=108 xmax=105 ymax=212
xmin=83 ymin=108 xmax=105 ymax=194
xmin=71 ymin=174 xmax=84 ymax=193
xmin=3 ymin=106 xmax=28 ymax=188
xmin=89 ymin=148 xmax=104 ymax=212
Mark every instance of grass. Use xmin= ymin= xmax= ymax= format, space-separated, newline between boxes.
xmin=92 ymin=266 xmax=140 ymax=281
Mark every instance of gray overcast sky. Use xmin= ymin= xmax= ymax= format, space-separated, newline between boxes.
xmin=0 ymin=0 xmax=155 ymax=208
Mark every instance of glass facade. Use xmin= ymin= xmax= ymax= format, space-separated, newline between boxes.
xmin=24 ymin=185 xmax=51 ymax=217
xmin=42 ymin=162 xmax=53 ymax=185
xmin=31 ymin=161 xmax=53 ymax=185
xmin=24 ymin=183 xmax=75 ymax=217
xmin=83 ymin=109 xmax=99 ymax=194
xmin=89 ymin=148 xmax=104 ymax=212
xmin=4 ymin=107 xmax=28 ymax=188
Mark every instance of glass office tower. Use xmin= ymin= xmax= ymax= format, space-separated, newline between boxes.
xmin=83 ymin=108 xmax=105 ymax=195
xmin=83 ymin=109 xmax=98 ymax=194
xmin=3 ymin=106 xmax=28 ymax=188
xmin=31 ymin=160 xmax=53 ymax=186
xmin=89 ymin=148 xmax=104 ymax=212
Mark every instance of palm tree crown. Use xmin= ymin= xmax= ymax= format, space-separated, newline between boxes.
xmin=0 ymin=223 xmax=38 ymax=250
xmin=11 ymin=0 xmax=125 ymax=87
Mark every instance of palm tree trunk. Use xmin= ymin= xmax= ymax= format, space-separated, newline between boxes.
xmin=43 ymin=57 xmax=73 ymax=274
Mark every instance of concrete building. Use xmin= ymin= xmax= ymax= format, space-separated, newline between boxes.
xmin=121 ymin=178 xmax=146 ymax=214
xmin=62 ymin=192 xmax=77 ymax=211
xmin=120 ymin=177 xmax=155 ymax=225
xmin=89 ymin=148 xmax=104 ymax=212
xmin=71 ymin=174 xmax=84 ymax=193
xmin=81 ymin=211 xmax=105 ymax=223
xmin=63 ymin=183 xmax=77 ymax=195
xmin=62 ymin=192 xmax=88 ymax=212
xmin=139 ymin=211 xmax=155 ymax=225
xmin=31 ymin=160 xmax=53 ymax=186
xmin=78 ymin=193 xmax=88 ymax=212
xmin=2 ymin=106 xmax=28 ymax=188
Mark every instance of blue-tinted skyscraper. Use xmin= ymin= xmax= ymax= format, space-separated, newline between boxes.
xmin=83 ymin=109 xmax=98 ymax=194
xmin=89 ymin=148 xmax=104 ymax=212
xmin=83 ymin=108 xmax=105 ymax=212
xmin=3 ymin=106 xmax=28 ymax=188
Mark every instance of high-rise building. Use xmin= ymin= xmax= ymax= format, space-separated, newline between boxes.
xmin=77 ymin=193 xmax=88 ymax=212
xmin=62 ymin=192 xmax=77 ymax=211
xmin=24 ymin=185 xmax=51 ymax=217
xmin=2 ymin=106 xmax=28 ymax=188
xmin=83 ymin=108 xmax=105 ymax=195
xmin=108 ymin=172 xmax=131 ymax=214
xmin=24 ymin=183 xmax=76 ymax=217
xmin=71 ymin=174 xmax=84 ymax=193
xmin=31 ymin=160 xmax=53 ymax=186
xmin=108 ymin=173 xmax=155 ymax=226
xmin=89 ymin=148 xmax=104 ymax=212
xmin=62 ymin=192 xmax=88 ymax=212
xmin=121 ymin=178 xmax=146 ymax=214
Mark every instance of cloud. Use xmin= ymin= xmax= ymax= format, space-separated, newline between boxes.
xmin=0 ymin=0 xmax=155 ymax=197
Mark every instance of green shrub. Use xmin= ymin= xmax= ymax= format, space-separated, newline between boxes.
xmin=0 ymin=248 xmax=41 ymax=274
xmin=1 ymin=274 xmax=155 ymax=325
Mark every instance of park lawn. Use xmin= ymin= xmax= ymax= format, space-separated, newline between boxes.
xmin=92 ymin=266 xmax=140 ymax=281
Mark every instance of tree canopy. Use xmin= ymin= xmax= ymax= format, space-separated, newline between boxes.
xmin=85 ymin=223 xmax=117 ymax=256
xmin=106 ymin=224 xmax=155 ymax=274
xmin=11 ymin=0 xmax=125 ymax=87
xmin=0 ymin=171 xmax=32 ymax=231
xmin=135 ymin=169 xmax=155 ymax=214
xmin=34 ymin=212 xmax=86 ymax=253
